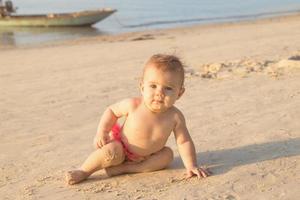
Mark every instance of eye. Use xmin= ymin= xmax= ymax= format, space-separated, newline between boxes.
xmin=165 ymin=87 xmax=173 ymax=91
xmin=150 ymin=84 xmax=157 ymax=89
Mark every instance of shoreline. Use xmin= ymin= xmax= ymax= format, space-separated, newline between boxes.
xmin=0 ymin=11 xmax=300 ymax=50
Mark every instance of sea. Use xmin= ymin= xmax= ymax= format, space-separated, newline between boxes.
xmin=1 ymin=0 xmax=300 ymax=46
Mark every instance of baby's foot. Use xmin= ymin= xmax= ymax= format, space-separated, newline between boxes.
xmin=65 ymin=170 xmax=89 ymax=185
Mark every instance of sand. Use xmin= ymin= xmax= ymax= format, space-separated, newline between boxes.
xmin=1 ymin=14 xmax=300 ymax=200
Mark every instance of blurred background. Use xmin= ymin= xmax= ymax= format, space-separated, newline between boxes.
xmin=1 ymin=0 xmax=300 ymax=46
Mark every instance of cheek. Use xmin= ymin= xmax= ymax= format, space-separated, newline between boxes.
xmin=165 ymin=90 xmax=177 ymax=98
xmin=164 ymin=93 xmax=177 ymax=102
xmin=143 ymin=88 xmax=154 ymax=98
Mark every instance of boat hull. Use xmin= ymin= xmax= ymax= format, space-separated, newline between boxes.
xmin=0 ymin=9 xmax=116 ymax=27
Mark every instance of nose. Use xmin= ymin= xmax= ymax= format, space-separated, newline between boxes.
xmin=155 ymin=87 xmax=165 ymax=97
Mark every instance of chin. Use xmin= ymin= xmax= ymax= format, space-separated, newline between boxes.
xmin=150 ymin=107 xmax=167 ymax=113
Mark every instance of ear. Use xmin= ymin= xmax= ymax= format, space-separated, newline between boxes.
xmin=139 ymin=81 xmax=144 ymax=93
xmin=177 ymin=87 xmax=185 ymax=99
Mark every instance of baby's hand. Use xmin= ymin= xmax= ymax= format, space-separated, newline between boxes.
xmin=93 ymin=132 xmax=109 ymax=149
xmin=185 ymin=166 xmax=211 ymax=179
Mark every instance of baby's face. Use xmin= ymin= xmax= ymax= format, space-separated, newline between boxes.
xmin=140 ymin=65 xmax=184 ymax=113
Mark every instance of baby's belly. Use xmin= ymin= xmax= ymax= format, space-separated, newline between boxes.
xmin=122 ymin=135 xmax=166 ymax=156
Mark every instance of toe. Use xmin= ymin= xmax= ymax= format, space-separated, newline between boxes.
xmin=65 ymin=171 xmax=75 ymax=185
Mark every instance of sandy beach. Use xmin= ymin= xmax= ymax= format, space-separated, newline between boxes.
xmin=1 ymin=14 xmax=300 ymax=200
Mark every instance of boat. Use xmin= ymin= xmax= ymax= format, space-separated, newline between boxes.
xmin=0 ymin=9 xmax=117 ymax=27
xmin=0 ymin=1 xmax=116 ymax=27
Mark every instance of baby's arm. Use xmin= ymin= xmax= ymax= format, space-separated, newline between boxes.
xmin=174 ymin=112 xmax=210 ymax=178
xmin=94 ymin=98 xmax=135 ymax=148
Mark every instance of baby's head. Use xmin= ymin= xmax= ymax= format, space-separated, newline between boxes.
xmin=140 ymin=54 xmax=185 ymax=113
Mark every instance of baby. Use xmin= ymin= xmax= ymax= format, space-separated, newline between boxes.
xmin=65 ymin=54 xmax=210 ymax=185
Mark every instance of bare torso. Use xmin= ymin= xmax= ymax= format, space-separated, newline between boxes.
xmin=121 ymin=99 xmax=178 ymax=156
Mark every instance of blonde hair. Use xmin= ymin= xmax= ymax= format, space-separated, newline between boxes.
xmin=143 ymin=54 xmax=185 ymax=86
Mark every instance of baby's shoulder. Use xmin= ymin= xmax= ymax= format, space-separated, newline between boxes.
xmin=169 ymin=106 xmax=186 ymax=122
xmin=109 ymin=97 xmax=141 ymax=117
xmin=121 ymin=97 xmax=142 ymax=111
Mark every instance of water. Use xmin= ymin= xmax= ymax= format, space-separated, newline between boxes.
xmin=1 ymin=0 xmax=300 ymax=46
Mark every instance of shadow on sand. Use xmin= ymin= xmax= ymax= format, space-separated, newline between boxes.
xmin=172 ymin=137 xmax=300 ymax=175
xmin=79 ymin=137 xmax=300 ymax=185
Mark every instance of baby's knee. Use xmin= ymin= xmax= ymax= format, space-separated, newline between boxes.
xmin=102 ymin=142 xmax=125 ymax=168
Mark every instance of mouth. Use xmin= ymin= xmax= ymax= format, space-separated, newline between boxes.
xmin=153 ymin=100 xmax=163 ymax=104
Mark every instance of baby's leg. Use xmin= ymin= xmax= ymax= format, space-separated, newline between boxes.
xmin=65 ymin=141 xmax=125 ymax=185
xmin=106 ymin=147 xmax=173 ymax=177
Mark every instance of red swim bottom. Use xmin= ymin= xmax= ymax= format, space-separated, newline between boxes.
xmin=111 ymin=124 xmax=141 ymax=161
